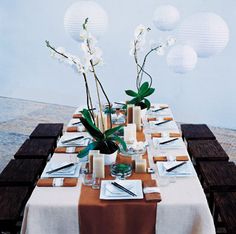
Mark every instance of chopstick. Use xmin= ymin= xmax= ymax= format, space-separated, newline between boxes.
xmin=46 ymin=163 xmax=75 ymax=174
xmin=61 ymin=136 xmax=84 ymax=144
xmin=114 ymin=102 xmax=126 ymax=105
xmin=152 ymin=106 xmax=168 ymax=112
xmin=111 ymin=182 xmax=137 ymax=197
xmin=155 ymin=119 xmax=172 ymax=126
xmin=159 ymin=138 xmax=179 ymax=145
xmin=166 ymin=162 xmax=186 ymax=172
xmin=72 ymin=121 xmax=81 ymax=125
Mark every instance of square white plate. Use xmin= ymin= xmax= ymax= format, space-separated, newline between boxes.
xmin=100 ymin=180 xmax=144 ymax=200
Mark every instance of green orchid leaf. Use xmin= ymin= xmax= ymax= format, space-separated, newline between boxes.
xmin=77 ymin=141 xmax=98 ymax=158
xmin=125 ymin=90 xmax=138 ymax=97
xmin=79 ymin=117 xmax=104 ymax=140
xmin=143 ymin=88 xmax=155 ymax=97
xmin=108 ymin=135 xmax=127 ymax=151
xmin=104 ymin=125 xmax=123 ymax=137
xmin=80 ymin=108 xmax=93 ymax=124
xmin=138 ymin=82 xmax=149 ymax=95
xmin=128 ymin=96 xmax=142 ymax=105
xmin=144 ymin=98 xmax=151 ymax=109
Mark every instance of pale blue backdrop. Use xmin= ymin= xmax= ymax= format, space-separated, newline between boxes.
xmin=0 ymin=0 xmax=236 ymax=129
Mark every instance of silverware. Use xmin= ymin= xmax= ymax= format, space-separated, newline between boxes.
xmin=155 ymin=119 xmax=172 ymax=126
xmin=152 ymin=106 xmax=168 ymax=112
xmin=166 ymin=162 xmax=186 ymax=172
xmin=160 ymin=138 xmax=179 ymax=145
xmin=61 ymin=136 xmax=84 ymax=144
xmin=111 ymin=182 xmax=137 ymax=197
xmin=72 ymin=121 xmax=81 ymax=126
xmin=46 ymin=163 xmax=75 ymax=174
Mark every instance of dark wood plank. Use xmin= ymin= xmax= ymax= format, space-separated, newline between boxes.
xmin=14 ymin=138 xmax=55 ymax=160
xmin=30 ymin=123 xmax=63 ymax=139
xmin=0 ymin=187 xmax=29 ymax=231
xmin=181 ymin=124 xmax=216 ymax=141
xmin=0 ymin=159 xmax=45 ymax=187
xmin=215 ymin=192 xmax=236 ymax=234
xmin=188 ymin=140 xmax=229 ymax=162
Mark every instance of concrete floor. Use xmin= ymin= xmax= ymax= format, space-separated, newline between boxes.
xmin=0 ymin=96 xmax=235 ymax=173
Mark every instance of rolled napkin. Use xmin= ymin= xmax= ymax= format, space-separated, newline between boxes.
xmin=72 ymin=113 xmax=82 ymax=118
xmin=147 ymin=117 xmax=157 ymax=122
xmin=37 ymin=178 xmax=78 ymax=187
xmin=66 ymin=126 xmax=85 ymax=132
xmin=169 ymin=132 xmax=181 ymax=137
xmin=163 ymin=117 xmax=173 ymax=121
xmin=153 ymin=155 xmax=189 ymax=162
xmin=159 ymin=104 xmax=169 ymax=108
xmin=151 ymin=133 xmax=162 ymax=138
xmin=54 ymin=147 xmax=84 ymax=154
xmin=143 ymin=180 xmax=162 ymax=202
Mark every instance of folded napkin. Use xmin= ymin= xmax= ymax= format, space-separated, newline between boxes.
xmin=72 ymin=113 xmax=82 ymax=118
xmin=153 ymin=155 xmax=189 ymax=163
xmin=163 ymin=117 xmax=173 ymax=121
xmin=151 ymin=133 xmax=162 ymax=138
xmin=66 ymin=126 xmax=86 ymax=132
xmin=54 ymin=147 xmax=84 ymax=154
xmin=169 ymin=132 xmax=181 ymax=137
xmin=147 ymin=117 xmax=157 ymax=122
xmin=143 ymin=180 xmax=161 ymax=202
xmin=37 ymin=178 xmax=78 ymax=187
xmin=159 ymin=104 xmax=169 ymax=108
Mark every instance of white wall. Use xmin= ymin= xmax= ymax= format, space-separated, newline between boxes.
xmin=0 ymin=0 xmax=236 ymax=129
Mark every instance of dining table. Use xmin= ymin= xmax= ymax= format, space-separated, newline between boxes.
xmin=21 ymin=104 xmax=215 ymax=234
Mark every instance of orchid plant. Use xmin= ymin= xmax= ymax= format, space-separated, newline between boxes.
xmin=126 ymin=24 xmax=176 ymax=109
xmin=46 ymin=18 xmax=126 ymax=157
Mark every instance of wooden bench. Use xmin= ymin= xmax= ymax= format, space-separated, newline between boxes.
xmin=14 ymin=138 xmax=55 ymax=161
xmin=0 ymin=159 xmax=45 ymax=188
xmin=30 ymin=123 xmax=63 ymax=147
xmin=199 ymin=161 xmax=236 ymax=211
xmin=188 ymin=140 xmax=229 ymax=165
xmin=0 ymin=187 xmax=30 ymax=233
xmin=214 ymin=192 xmax=236 ymax=234
xmin=181 ymin=124 xmax=216 ymax=144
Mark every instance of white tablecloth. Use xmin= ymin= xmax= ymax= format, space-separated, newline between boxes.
xmin=21 ymin=105 xmax=215 ymax=234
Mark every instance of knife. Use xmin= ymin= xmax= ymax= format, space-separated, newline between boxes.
xmin=166 ymin=162 xmax=186 ymax=172
xmin=46 ymin=163 xmax=75 ymax=174
xmin=61 ymin=136 xmax=84 ymax=144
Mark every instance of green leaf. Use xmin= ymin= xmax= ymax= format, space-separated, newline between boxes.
xmin=104 ymin=125 xmax=123 ymax=137
xmin=138 ymin=82 xmax=149 ymax=95
xmin=80 ymin=108 xmax=93 ymax=123
xmin=77 ymin=141 xmax=98 ymax=158
xmin=128 ymin=96 xmax=142 ymax=105
xmin=108 ymin=135 xmax=127 ymax=151
xmin=143 ymin=88 xmax=155 ymax=97
xmin=79 ymin=117 xmax=104 ymax=140
xmin=144 ymin=98 xmax=151 ymax=110
xmin=125 ymin=90 xmax=138 ymax=97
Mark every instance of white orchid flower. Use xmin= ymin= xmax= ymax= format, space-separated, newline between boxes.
xmin=156 ymin=47 xmax=165 ymax=56
xmin=166 ymin=36 xmax=176 ymax=47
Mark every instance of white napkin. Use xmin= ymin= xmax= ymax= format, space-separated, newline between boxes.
xmin=143 ymin=187 xmax=161 ymax=194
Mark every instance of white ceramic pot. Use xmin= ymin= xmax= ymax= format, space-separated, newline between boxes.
xmin=104 ymin=150 xmax=118 ymax=165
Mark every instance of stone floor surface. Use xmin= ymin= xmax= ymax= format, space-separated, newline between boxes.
xmin=0 ymin=96 xmax=235 ymax=173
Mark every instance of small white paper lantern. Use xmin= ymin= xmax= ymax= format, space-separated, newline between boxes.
xmin=153 ymin=5 xmax=180 ymax=31
xmin=177 ymin=12 xmax=229 ymax=58
xmin=64 ymin=0 xmax=108 ymax=42
xmin=167 ymin=45 xmax=198 ymax=73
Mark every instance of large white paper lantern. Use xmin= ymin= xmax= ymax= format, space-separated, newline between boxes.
xmin=153 ymin=5 xmax=180 ymax=31
xmin=64 ymin=0 xmax=108 ymax=42
xmin=177 ymin=12 xmax=229 ymax=58
xmin=167 ymin=45 xmax=198 ymax=73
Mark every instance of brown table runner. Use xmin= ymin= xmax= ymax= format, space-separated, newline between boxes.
xmin=79 ymin=131 xmax=158 ymax=234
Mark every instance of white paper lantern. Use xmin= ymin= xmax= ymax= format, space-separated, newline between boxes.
xmin=177 ymin=12 xmax=229 ymax=58
xmin=167 ymin=45 xmax=198 ymax=73
xmin=153 ymin=5 xmax=180 ymax=31
xmin=64 ymin=0 xmax=108 ymax=42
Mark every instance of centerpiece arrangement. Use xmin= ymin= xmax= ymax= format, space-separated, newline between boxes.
xmin=46 ymin=18 xmax=126 ymax=163
xmin=126 ymin=24 xmax=176 ymax=110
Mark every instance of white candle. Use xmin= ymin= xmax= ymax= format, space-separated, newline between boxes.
xmin=133 ymin=106 xmax=142 ymax=131
xmin=96 ymin=112 xmax=108 ymax=133
xmin=135 ymin=159 xmax=147 ymax=173
xmin=124 ymin=123 xmax=137 ymax=144
xmin=93 ymin=153 xmax=105 ymax=178
xmin=88 ymin=150 xmax=100 ymax=173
